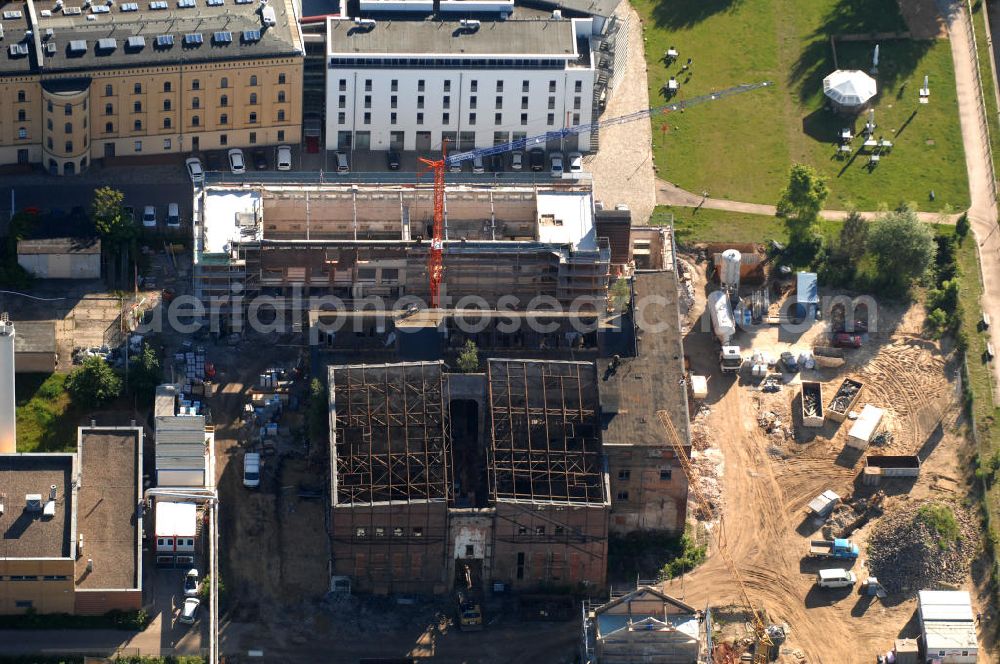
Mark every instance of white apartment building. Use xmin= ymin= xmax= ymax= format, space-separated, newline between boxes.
xmin=325 ymin=13 xmax=602 ymax=154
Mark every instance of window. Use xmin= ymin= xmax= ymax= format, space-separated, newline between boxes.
xmin=464 ymin=544 xmax=474 ymax=557
xmin=220 ymin=95 xmax=229 ymax=107
xmin=192 ymin=79 xmax=200 ymax=90
xmin=220 ymin=134 xmax=227 ymax=145
xmin=42 ymin=575 xmax=69 ymax=581
xmin=547 ymin=113 xmax=554 ymax=126
xmin=337 ymin=112 xmax=346 ymax=124
xmin=417 ymin=96 xmax=424 ymax=109
xmin=220 ymin=114 xmax=228 ymax=125
xmin=575 ymin=80 xmax=582 ymax=93
xmin=364 ymin=95 xmax=371 ymax=109
xmin=47 ymin=101 xmax=52 ymax=113
xmin=65 ymin=141 xmax=72 ymax=152
xmin=192 ymin=97 xmax=200 ymax=109
xmin=163 ymin=81 xmax=172 ymax=93
xmin=278 ymin=73 xmax=286 ymax=84
xmin=17 ymin=109 xmax=25 ymax=121
xmin=363 ymin=112 xmax=371 ymax=124
xmin=549 ymin=80 xmax=556 ymax=93
xmin=496 ymin=81 xmax=503 ymax=92
xmin=364 ymin=79 xmax=372 ymax=92
xmin=443 ymin=95 xmax=450 ymax=109
xmin=418 ymin=79 xmax=425 ymax=92
xmin=469 ymin=112 xmax=476 ymax=125
xmin=390 ymin=95 xmax=397 ymax=109
xmin=163 ymin=99 xmax=172 ymax=111
xmin=521 ymin=96 xmax=528 ymax=110
xmin=339 ymin=78 xmax=346 ymax=91
xmin=572 ymin=113 xmax=580 ymax=125
xmin=573 ymin=97 xmax=581 ymax=110
xmin=375 ymin=527 xmax=385 ymax=537
xmin=494 ymin=112 xmax=502 ymax=124
xmin=17 ymin=127 xmax=27 ymax=140
xmin=516 ymin=552 xmax=525 ymax=579
xmin=14 ymin=601 xmax=32 ymax=609
xmin=277 ymin=110 xmax=286 ymax=121
xmin=105 ymin=103 xmax=113 ymax=116
xmin=47 ymin=119 xmax=52 ymax=130
xmin=104 ymin=84 xmax=113 ymax=96
xmin=495 ymin=95 xmax=502 ymax=109
xmin=16 ymin=89 xmax=27 ymax=102
xmin=249 ymin=112 xmax=258 ymax=124
xmin=416 ymin=112 xmax=423 ymax=125
xmin=442 ymin=113 xmax=450 ymax=124
xmin=277 ymin=129 xmax=285 ymax=141
xmin=616 ymin=490 xmax=629 ymax=501
xmin=618 ymin=469 xmax=631 ymax=481
xmin=470 ymin=79 xmax=478 ymax=92
xmin=548 ymin=97 xmax=555 ymax=110
xmin=412 ymin=527 xmax=423 ymax=537
xmin=517 ymin=526 xmax=527 ymax=535
xmin=522 ymin=80 xmax=529 ymax=93
xmin=163 ymin=138 xmax=171 ymax=149
xmin=278 ymin=91 xmax=286 ymax=103
xmin=393 ymin=527 xmax=404 ymax=537
xmin=391 ymin=79 xmax=398 ymax=92
xmin=444 ymin=79 xmax=451 ymax=92
xmin=250 ymin=75 xmax=258 ymax=86
xmin=65 ymin=103 xmax=72 ymax=116
xmin=534 ymin=525 xmax=545 ymax=535
xmin=660 ymin=468 xmax=672 ymax=481
xmin=338 ymin=94 xmax=346 ymax=109
xmin=250 ymin=93 xmax=258 ymax=105
xmin=164 ymin=117 xmax=172 ymax=129
xmin=65 ymin=122 xmax=72 ymax=134
xmin=192 ymin=115 xmax=200 ymax=127
xmin=105 ymin=122 xmax=113 ymax=133
xmin=390 ymin=112 xmax=397 ymax=125
xmin=520 ymin=113 xmax=528 ymax=126
xmin=355 ymin=527 xmax=367 ymax=538
xmin=470 ymin=96 xmax=477 ymax=109
xmin=555 ymin=526 xmax=565 ymax=535
xmin=47 ymin=137 xmax=53 ymax=149
xmin=134 ymin=101 xmax=142 ymax=113
xmin=134 ymin=119 xmax=142 ymax=130
xmin=221 ymin=77 xmax=229 ymax=89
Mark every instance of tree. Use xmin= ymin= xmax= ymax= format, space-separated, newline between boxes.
xmin=308 ymin=378 xmax=328 ymax=444
xmin=821 ymin=211 xmax=869 ymax=286
xmin=868 ymin=206 xmax=936 ymax=293
xmin=456 ymin=340 xmax=479 ymax=373
xmin=66 ymin=356 xmax=122 ymax=408
xmin=776 ymin=164 xmax=829 ymax=248
xmin=955 ymin=212 xmax=970 ymax=240
xmin=91 ymin=186 xmax=135 ymax=287
xmin=128 ymin=343 xmax=161 ymax=405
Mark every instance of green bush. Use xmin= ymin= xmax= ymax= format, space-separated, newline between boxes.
xmin=0 ymin=609 xmax=149 ymax=630
xmin=917 ymin=503 xmax=961 ymax=549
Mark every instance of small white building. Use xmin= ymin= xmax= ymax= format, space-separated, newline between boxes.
xmin=846 ymin=404 xmax=885 ymax=450
xmin=325 ymin=12 xmax=602 ymax=154
xmin=154 ymin=501 xmax=198 ymax=568
xmin=917 ymin=590 xmax=978 ymax=663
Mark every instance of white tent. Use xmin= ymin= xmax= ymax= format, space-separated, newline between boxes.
xmin=823 ymin=70 xmax=877 ymax=110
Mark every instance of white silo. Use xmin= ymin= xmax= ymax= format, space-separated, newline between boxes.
xmin=0 ymin=314 xmax=15 ymax=453
xmin=720 ymin=249 xmax=742 ymax=293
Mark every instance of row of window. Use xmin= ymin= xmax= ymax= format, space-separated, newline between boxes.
xmin=156 ymin=537 xmax=195 ymax=547
xmin=48 ymin=109 xmax=286 ymax=136
xmin=339 ymin=94 xmax=581 ymax=112
xmin=100 ymin=73 xmax=287 ymax=96
xmin=337 ymin=111 xmax=580 ymax=128
xmin=617 ymin=468 xmax=673 ymax=482
xmin=101 ymin=92 xmax=286 ymax=114
xmin=126 ymin=129 xmax=282 ymax=152
xmin=355 ymin=526 xmax=423 ymax=538
xmin=3 ymin=575 xmax=69 ymax=581
xmin=341 ymin=78 xmax=584 ymax=95
xmin=516 ymin=525 xmax=566 ymax=536
xmin=47 ymin=137 xmax=87 ymax=152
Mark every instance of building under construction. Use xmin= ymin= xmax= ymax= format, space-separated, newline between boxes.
xmin=329 ymin=359 xmax=610 ymax=595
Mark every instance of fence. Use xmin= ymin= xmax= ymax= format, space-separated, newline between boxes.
xmin=964 ymin=0 xmax=1000 ymax=205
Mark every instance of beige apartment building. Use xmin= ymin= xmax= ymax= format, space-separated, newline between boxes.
xmin=0 ymin=0 xmax=303 ymax=175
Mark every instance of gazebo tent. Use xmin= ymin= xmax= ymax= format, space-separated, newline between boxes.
xmin=823 ymin=70 xmax=877 ymax=113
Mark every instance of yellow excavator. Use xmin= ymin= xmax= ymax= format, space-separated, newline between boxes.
xmin=455 ymin=563 xmax=483 ymax=631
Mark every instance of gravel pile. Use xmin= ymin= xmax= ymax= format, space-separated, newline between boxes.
xmin=867 ymin=500 xmax=979 ymax=595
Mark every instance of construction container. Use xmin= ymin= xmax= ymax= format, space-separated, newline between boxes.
xmin=862 ymin=455 xmax=920 ymax=485
xmin=846 ymin=404 xmax=885 ymax=450
xmin=813 ymin=345 xmax=845 ymax=368
xmin=689 ymin=375 xmax=708 ymax=400
xmin=893 ymin=639 xmax=919 ymax=664
xmin=800 ymin=381 xmax=824 ymax=427
xmin=826 ymin=378 xmax=864 ymax=423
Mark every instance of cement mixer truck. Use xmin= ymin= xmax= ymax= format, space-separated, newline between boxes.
xmin=708 ymin=291 xmax=742 ymax=373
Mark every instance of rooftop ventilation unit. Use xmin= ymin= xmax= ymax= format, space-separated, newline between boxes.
xmin=92 ymin=4 xmax=110 ymax=12
xmin=207 ymin=0 xmax=223 ymax=5
xmin=241 ymin=29 xmax=261 ymax=42
xmin=235 ymin=0 xmax=252 ymax=4
xmin=8 ymin=42 xmax=28 ymax=56
xmin=183 ymin=33 xmax=203 ymax=46
xmin=126 ymin=35 xmax=144 ymax=49
xmin=43 ymin=500 xmax=56 ymax=518
xmin=83 ymin=0 xmax=92 ymax=6
xmin=97 ymin=37 xmax=116 ymax=51
xmin=3 ymin=10 xmax=24 ymax=19
xmin=155 ymin=34 xmax=174 ymax=47
xmin=40 ymin=9 xmax=52 ymax=16
xmin=260 ymin=5 xmax=276 ymax=26
xmin=44 ymin=28 xmax=54 ymax=40
xmin=178 ymin=0 xmax=195 ymax=7
xmin=45 ymin=42 xmax=56 ymax=54
xmin=55 ymin=0 xmax=64 ymax=10
xmin=63 ymin=6 xmax=82 ymax=14
xmin=120 ymin=1 xmax=138 ymax=9
xmin=353 ymin=17 xmax=375 ymax=28
xmin=49 ymin=485 xmax=57 ymax=501
xmin=459 ymin=18 xmax=480 ymax=31
xmin=68 ymin=39 xmax=87 ymax=54
xmin=25 ymin=494 xmax=42 ymax=512
xmin=213 ymin=31 xmax=232 ymax=43
xmin=150 ymin=1 xmax=168 ymax=9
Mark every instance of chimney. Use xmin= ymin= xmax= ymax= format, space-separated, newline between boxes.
xmin=0 ymin=315 xmax=16 ymax=453
xmin=50 ymin=484 xmax=57 ymax=501
xmin=86 ymin=558 xmax=94 ymax=573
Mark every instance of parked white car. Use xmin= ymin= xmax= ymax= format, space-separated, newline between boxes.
xmin=185 ymin=157 xmax=204 ymax=184
xmin=511 ymin=151 xmax=524 ymax=171
xmin=228 ymin=148 xmax=245 ymax=174
xmin=335 ymin=151 xmax=350 ymax=173
xmin=142 ymin=206 xmax=157 ymax=228
xmin=549 ymin=153 xmax=564 ymax=178
xmin=178 ymin=597 xmax=200 ymax=625
xmin=276 ymin=145 xmax=292 ymax=171
xmin=243 ymin=452 xmax=261 ymax=488
xmin=166 ymin=203 xmax=180 ymax=228
xmin=568 ymin=152 xmax=583 ymax=173
xmin=472 ymin=154 xmax=485 ymax=174
xmin=183 ymin=569 xmax=201 ymax=597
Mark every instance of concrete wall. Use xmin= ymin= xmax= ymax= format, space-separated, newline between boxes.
xmin=18 ymin=253 xmax=100 ymax=280
xmin=0 ymin=559 xmax=75 ymax=614
xmin=605 ymin=446 xmax=687 ymax=534
xmin=13 ymin=351 xmax=56 ymax=374
xmin=74 ymin=589 xmax=142 ymax=615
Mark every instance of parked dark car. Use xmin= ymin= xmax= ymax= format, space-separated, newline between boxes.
xmin=529 ymin=148 xmax=545 ymax=172
xmin=779 ymin=351 xmax=799 ymax=373
xmin=832 ymin=333 xmax=863 ymax=349
xmin=387 ymin=151 xmax=401 ymax=170
xmin=489 ymin=154 xmax=505 ymax=172
xmin=253 ymin=150 xmax=268 ymax=170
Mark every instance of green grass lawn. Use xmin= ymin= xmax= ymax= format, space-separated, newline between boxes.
xmin=637 ymin=0 xmax=969 ymax=212
xmin=653 ymin=204 xmax=841 ymax=245
xmin=971 ymin=0 xmax=1000 ymax=179
xmin=14 ymin=373 xmax=79 ymax=452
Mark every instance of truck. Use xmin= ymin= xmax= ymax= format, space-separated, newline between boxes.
xmin=707 ymin=291 xmax=737 ymax=345
xmin=719 ymin=345 xmax=742 ymax=373
xmin=807 ymin=538 xmax=860 ymax=560
xmin=800 ymin=381 xmax=824 ymax=427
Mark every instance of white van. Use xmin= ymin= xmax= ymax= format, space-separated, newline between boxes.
xmin=166 ymin=203 xmax=180 ymax=228
xmin=142 ymin=206 xmax=157 ymax=228
xmin=816 ymin=568 xmax=856 ymax=589
xmin=276 ymin=145 xmax=292 ymax=171
xmin=335 ymin=151 xmax=350 ymax=173
xmin=243 ymin=452 xmax=261 ymax=488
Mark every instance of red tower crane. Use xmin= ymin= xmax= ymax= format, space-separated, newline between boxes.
xmin=418 ymin=80 xmax=772 ymax=309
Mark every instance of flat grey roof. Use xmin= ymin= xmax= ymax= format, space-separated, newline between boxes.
xmin=525 ymin=0 xmax=618 ymax=19
xmin=75 ymin=428 xmax=141 ymax=590
xmin=12 ymin=321 xmax=57 ymax=354
xmin=327 ymin=17 xmax=578 ymax=57
xmin=0 ymin=455 xmax=74 ymax=559
xmin=1 ymin=0 xmax=302 ymax=75
xmin=17 ymin=238 xmax=101 ymax=255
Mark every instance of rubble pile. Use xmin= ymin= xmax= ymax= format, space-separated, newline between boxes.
xmin=690 ymin=450 xmax=724 ymax=519
xmin=829 ymin=379 xmax=862 ymax=414
xmin=802 ymin=391 xmax=821 ymax=420
xmin=689 ymin=405 xmax=713 ymax=451
xmin=867 ymin=500 xmax=979 ymax=595
xmin=757 ymin=411 xmax=792 ymax=441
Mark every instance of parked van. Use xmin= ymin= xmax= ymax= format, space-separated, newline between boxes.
xmin=816 ymin=568 xmax=856 ymax=589
xmin=243 ymin=452 xmax=261 ymax=488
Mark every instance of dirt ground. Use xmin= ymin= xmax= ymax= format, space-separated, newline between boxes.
xmin=897 ymin=0 xmax=947 ymax=40
xmin=661 ymin=257 xmax=997 ymax=663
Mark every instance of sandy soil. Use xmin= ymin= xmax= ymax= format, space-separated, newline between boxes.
xmin=897 ymin=0 xmax=947 ymax=40
xmin=660 ymin=258 xmax=996 ymax=663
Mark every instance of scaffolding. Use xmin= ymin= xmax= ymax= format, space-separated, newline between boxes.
xmin=487 ymin=359 xmax=606 ymax=505
xmin=330 ymin=362 xmax=451 ymax=506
